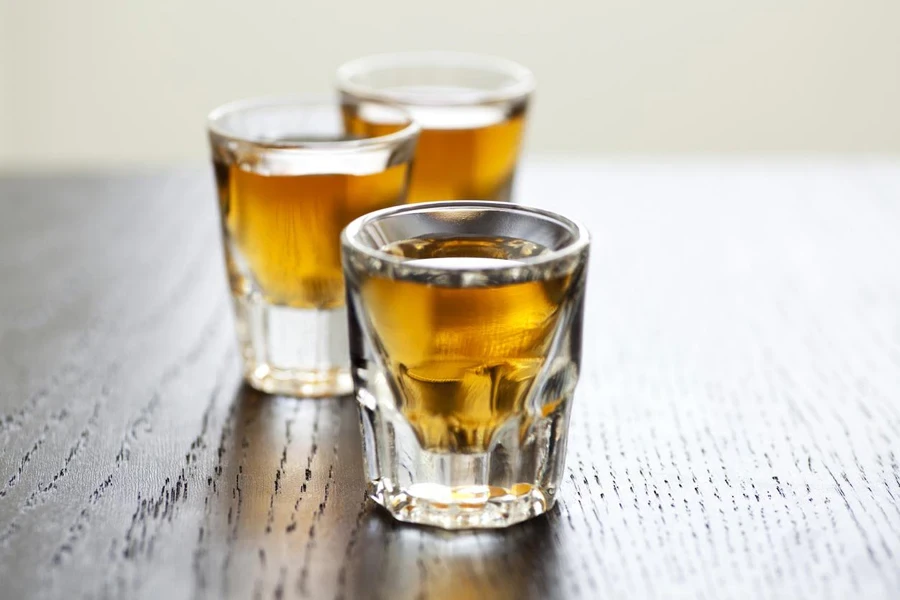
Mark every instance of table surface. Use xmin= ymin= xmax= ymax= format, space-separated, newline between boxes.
xmin=1 ymin=159 xmax=899 ymax=599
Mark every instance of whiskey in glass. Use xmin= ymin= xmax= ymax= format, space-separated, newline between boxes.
xmin=337 ymin=53 xmax=534 ymax=203
xmin=208 ymin=97 xmax=418 ymax=397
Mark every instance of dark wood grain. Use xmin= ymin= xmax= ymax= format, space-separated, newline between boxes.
xmin=1 ymin=161 xmax=899 ymax=599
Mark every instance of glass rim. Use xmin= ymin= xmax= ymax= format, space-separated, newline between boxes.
xmin=341 ymin=200 xmax=590 ymax=276
xmin=206 ymin=94 xmax=421 ymax=152
xmin=336 ymin=52 xmax=536 ymax=107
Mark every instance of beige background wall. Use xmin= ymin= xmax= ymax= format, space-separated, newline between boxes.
xmin=1 ymin=0 xmax=899 ymax=169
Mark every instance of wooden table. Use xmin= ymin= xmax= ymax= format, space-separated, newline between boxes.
xmin=1 ymin=160 xmax=899 ymax=599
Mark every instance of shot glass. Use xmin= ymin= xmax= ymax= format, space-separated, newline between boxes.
xmin=337 ymin=52 xmax=534 ymax=203
xmin=208 ymin=97 xmax=419 ymax=397
xmin=342 ymin=201 xmax=589 ymax=528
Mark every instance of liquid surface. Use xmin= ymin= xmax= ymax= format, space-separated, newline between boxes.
xmin=407 ymin=257 xmax=517 ymax=269
xmin=360 ymin=236 xmax=571 ymax=452
xmin=380 ymin=234 xmax=550 ymax=263
xmin=217 ymin=161 xmax=409 ymax=308
xmin=344 ymin=106 xmax=525 ymax=203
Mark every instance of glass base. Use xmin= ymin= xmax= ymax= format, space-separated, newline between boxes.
xmin=368 ymin=479 xmax=552 ymax=529
xmin=245 ymin=364 xmax=352 ymax=397
xmin=234 ymin=294 xmax=352 ymax=398
xmin=355 ymin=372 xmax=572 ymax=530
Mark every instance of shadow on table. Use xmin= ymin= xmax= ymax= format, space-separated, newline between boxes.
xmin=218 ymin=381 xmax=366 ymax=522
xmin=214 ymin=383 xmax=567 ymax=599
xmin=344 ymin=491 xmax=566 ymax=599
xmin=202 ymin=383 xmax=366 ymax=594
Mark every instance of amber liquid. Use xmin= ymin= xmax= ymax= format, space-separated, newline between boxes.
xmin=344 ymin=106 xmax=525 ymax=203
xmin=216 ymin=162 xmax=409 ymax=309
xmin=361 ymin=236 xmax=571 ymax=452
